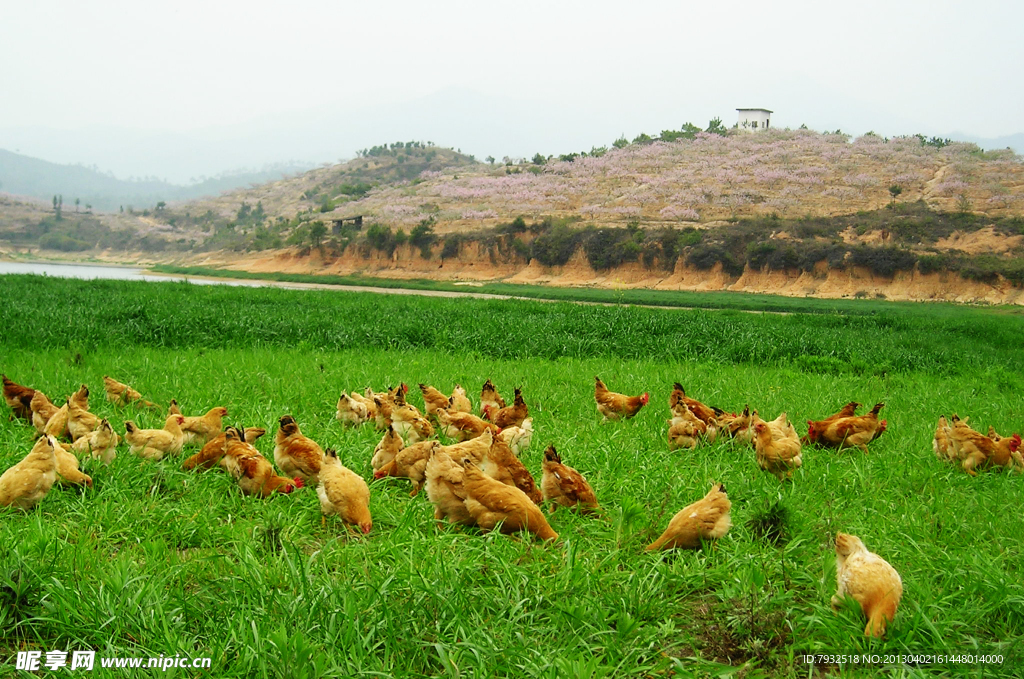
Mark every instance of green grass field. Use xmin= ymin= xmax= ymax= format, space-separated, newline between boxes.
xmin=149 ymin=263 xmax=1024 ymax=318
xmin=2 ymin=275 xmax=1023 ymax=677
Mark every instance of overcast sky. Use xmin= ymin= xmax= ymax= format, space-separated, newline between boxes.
xmin=2 ymin=0 xmax=1021 ymax=182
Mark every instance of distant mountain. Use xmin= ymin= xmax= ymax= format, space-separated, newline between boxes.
xmin=0 ymin=149 xmax=314 ymax=212
xmin=947 ymin=132 xmax=1024 ymax=155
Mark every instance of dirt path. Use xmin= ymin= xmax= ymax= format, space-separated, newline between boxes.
xmin=922 ymin=163 xmax=951 ymax=200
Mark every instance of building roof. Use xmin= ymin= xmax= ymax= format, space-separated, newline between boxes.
xmin=737 ymin=108 xmax=773 ymax=113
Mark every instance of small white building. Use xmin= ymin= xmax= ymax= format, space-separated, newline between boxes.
xmin=737 ymin=108 xmax=772 ymax=132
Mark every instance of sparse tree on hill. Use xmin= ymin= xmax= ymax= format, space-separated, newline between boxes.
xmin=309 ymin=221 xmax=327 ymax=249
xmin=706 ymin=118 xmax=727 ymax=135
xmin=888 ymin=184 xmax=903 ymax=209
xmin=75 ymin=198 xmax=80 ymax=213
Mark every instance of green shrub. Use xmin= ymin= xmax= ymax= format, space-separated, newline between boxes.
xmin=531 ymin=224 xmax=584 ymax=266
xmin=38 ymin=233 xmax=90 ymax=251
xmin=797 ymin=243 xmax=848 ymax=272
xmin=916 ymin=253 xmax=952 ymax=275
xmin=441 ymin=235 xmax=462 ymax=260
xmin=687 ymin=244 xmax=743 ymax=276
xmin=337 ymin=182 xmax=371 ymax=197
xmin=496 ymin=216 xmax=528 ymax=236
xmin=583 ymin=228 xmax=641 ymax=270
xmin=847 ymin=245 xmax=917 ymax=277
xmin=746 ymin=241 xmax=777 ymax=270
xmin=641 ymin=227 xmax=689 ymax=270
xmin=409 ymin=220 xmax=437 ymax=259
xmin=511 ymin=237 xmax=530 ymax=259
xmin=365 ymin=224 xmax=399 ymax=256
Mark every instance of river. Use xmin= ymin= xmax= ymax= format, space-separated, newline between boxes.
xmin=0 ymin=261 xmax=270 ymax=287
xmin=0 ymin=260 xmax=533 ymax=300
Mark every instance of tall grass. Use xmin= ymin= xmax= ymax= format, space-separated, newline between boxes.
xmin=3 ymin=275 xmax=1023 ymax=377
xmin=2 ymin=277 xmax=1023 ymax=677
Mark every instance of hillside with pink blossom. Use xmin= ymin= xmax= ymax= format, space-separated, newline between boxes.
xmin=317 ymin=130 xmax=1022 ymax=232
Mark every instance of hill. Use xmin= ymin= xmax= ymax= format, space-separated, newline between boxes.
xmin=0 ymin=148 xmax=313 ymax=212
xmin=3 ymin=129 xmax=1024 ymax=303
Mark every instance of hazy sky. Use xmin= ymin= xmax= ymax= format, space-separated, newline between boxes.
xmin=2 ymin=0 xmax=1022 ymax=181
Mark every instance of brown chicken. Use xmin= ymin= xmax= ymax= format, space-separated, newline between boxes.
xmin=419 ymin=383 xmax=452 ymax=420
xmin=436 ymin=408 xmax=498 ymax=442
xmin=727 ymin=408 xmax=793 ymax=447
xmin=755 ymin=411 xmax=798 ymax=441
xmin=668 ymin=383 xmax=721 ymax=426
xmin=949 ymin=414 xmax=1023 ymax=475
xmin=723 ymin=405 xmax=754 ymax=444
xmin=646 ymin=482 xmax=732 ymax=551
xmin=125 ymin=415 xmax=186 ymax=461
xmin=752 ymin=421 xmax=803 ymax=481
xmin=2 ymin=374 xmax=36 ymax=422
xmin=449 ymin=384 xmax=472 ymax=413
xmin=594 ymin=377 xmax=649 ymax=421
xmin=668 ymin=402 xmax=707 ymax=450
xmin=336 ymin=392 xmax=371 ymax=426
xmin=480 ymin=437 xmax=542 ymax=504
xmin=438 ymin=428 xmax=493 ymax=465
xmin=220 ymin=428 xmax=303 ymax=497
xmin=30 ymin=390 xmax=61 ymax=435
xmin=317 ymin=449 xmax=372 ymax=532
xmin=274 ymin=415 xmax=324 ymax=485
xmin=541 ymin=446 xmax=599 ymax=513
xmin=43 ymin=402 xmax=71 ymax=439
xmin=486 ymin=388 xmax=529 ymax=429
xmin=668 ymin=419 xmax=700 ymax=451
xmin=54 ymin=441 xmax=93 ymax=487
xmin=832 ymin=532 xmax=902 ymax=638
xmin=498 ymin=418 xmax=533 ymax=456
xmin=801 ymin=401 xmax=860 ymax=444
xmin=67 ymin=385 xmax=101 ymax=442
xmin=177 ymin=406 xmax=229 ymax=446
xmin=391 ymin=404 xmax=434 ymax=444
xmin=182 ymin=426 xmax=266 ymax=471
xmin=373 ymin=440 xmax=439 ymax=497
xmin=67 ymin=383 xmax=89 ymax=410
xmin=371 ymin=390 xmax=402 ymax=430
xmin=806 ymin=403 xmax=886 ymax=453
xmin=933 ymin=415 xmax=954 ymax=461
xmin=424 ymin=447 xmax=474 ymax=526
xmin=480 ymin=379 xmax=506 ymax=415
xmin=0 ymin=435 xmax=59 ymax=509
xmin=350 ymin=390 xmax=378 ymax=421
xmin=70 ymin=418 xmax=120 ymax=466
xmin=462 ymin=460 xmax=559 ymax=541
xmin=102 ymin=375 xmax=160 ymax=409
xmin=370 ymin=425 xmax=404 ymax=474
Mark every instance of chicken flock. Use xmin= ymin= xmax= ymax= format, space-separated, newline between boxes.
xmin=3 ymin=371 xmax=1020 ymax=638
